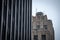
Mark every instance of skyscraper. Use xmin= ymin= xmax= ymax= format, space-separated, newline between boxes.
xmin=0 ymin=0 xmax=32 ymax=40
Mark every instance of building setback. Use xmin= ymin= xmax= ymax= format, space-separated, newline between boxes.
xmin=32 ymin=12 xmax=54 ymax=40
xmin=0 ymin=0 xmax=32 ymax=40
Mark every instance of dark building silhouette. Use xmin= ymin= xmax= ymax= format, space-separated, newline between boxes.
xmin=0 ymin=0 xmax=32 ymax=40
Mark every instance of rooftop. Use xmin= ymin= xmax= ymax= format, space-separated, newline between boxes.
xmin=36 ymin=12 xmax=43 ymax=16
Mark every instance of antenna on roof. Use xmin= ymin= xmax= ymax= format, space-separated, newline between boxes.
xmin=36 ymin=8 xmax=37 ymax=13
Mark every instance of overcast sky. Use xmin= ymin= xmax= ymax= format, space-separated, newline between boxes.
xmin=32 ymin=0 xmax=60 ymax=40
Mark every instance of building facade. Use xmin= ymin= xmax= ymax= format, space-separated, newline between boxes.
xmin=0 ymin=0 xmax=32 ymax=40
xmin=32 ymin=12 xmax=54 ymax=40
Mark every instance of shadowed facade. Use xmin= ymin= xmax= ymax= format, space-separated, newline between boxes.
xmin=0 ymin=0 xmax=32 ymax=40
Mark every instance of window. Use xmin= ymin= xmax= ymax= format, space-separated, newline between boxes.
xmin=36 ymin=25 xmax=40 ymax=29
xmin=44 ymin=25 xmax=47 ymax=29
xmin=42 ymin=35 xmax=46 ymax=40
xmin=34 ymin=35 xmax=38 ymax=40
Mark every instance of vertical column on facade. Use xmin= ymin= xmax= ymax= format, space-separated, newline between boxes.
xmin=27 ymin=0 xmax=29 ymax=40
xmin=22 ymin=0 xmax=24 ymax=40
xmin=1 ymin=0 xmax=4 ymax=40
xmin=30 ymin=0 xmax=32 ymax=40
xmin=28 ymin=0 xmax=31 ymax=40
xmin=28 ymin=0 xmax=30 ymax=40
xmin=24 ymin=0 xmax=27 ymax=40
xmin=21 ymin=0 xmax=23 ymax=40
xmin=17 ymin=0 xmax=20 ymax=40
xmin=10 ymin=0 xmax=13 ymax=40
xmin=14 ymin=0 xmax=17 ymax=40
xmin=5 ymin=0 xmax=9 ymax=40
xmin=28 ymin=0 xmax=32 ymax=40
xmin=26 ymin=0 xmax=29 ymax=40
xmin=23 ymin=0 xmax=26 ymax=40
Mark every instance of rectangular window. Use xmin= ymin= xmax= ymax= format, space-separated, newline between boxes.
xmin=44 ymin=25 xmax=47 ymax=29
xmin=42 ymin=35 xmax=46 ymax=40
xmin=34 ymin=35 xmax=38 ymax=40
xmin=36 ymin=25 xmax=40 ymax=30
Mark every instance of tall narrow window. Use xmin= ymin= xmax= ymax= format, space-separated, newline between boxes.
xmin=42 ymin=35 xmax=46 ymax=40
xmin=34 ymin=35 xmax=38 ymax=40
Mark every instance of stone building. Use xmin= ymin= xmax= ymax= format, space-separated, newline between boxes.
xmin=32 ymin=12 xmax=54 ymax=40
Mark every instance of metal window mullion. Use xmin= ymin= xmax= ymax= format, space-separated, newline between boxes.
xmin=5 ymin=0 xmax=9 ymax=40
xmin=21 ymin=0 xmax=23 ymax=40
xmin=23 ymin=10 xmax=25 ymax=40
xmin=30 ymin=0 xmax=32 ymax=39
xmin=24 ymin=0 xmax=26 ymax=40
xmin=26 ymin=0 xmax=28 ymax=40
xmin=1 ymin=0 xmax=4 ymax=40
xmin=29 ymin=0 xmax=30 ymax=40
xmin=17 ymin=0 xmax=20 ymax=40
xmin=14 ymin=0 xmax=17 ymax=40
xmin=10 ymin=0 xmax=13 ymax=40
xmin=30 ymin=0 xmax=32 ymax=40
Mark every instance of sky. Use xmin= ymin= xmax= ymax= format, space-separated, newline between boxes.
xmin=32 ymin=0 xmax=60 ymax=40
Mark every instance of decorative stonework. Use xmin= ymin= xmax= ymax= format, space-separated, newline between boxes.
xmin=32 ymin=12 xmax=54 ymax=40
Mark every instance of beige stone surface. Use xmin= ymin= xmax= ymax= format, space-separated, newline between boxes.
xmin=32 ymin=12 xmax=54 ymax=40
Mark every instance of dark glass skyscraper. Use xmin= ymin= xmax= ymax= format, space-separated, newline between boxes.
xmin=0 ymin=0 xmax=32 ymax=40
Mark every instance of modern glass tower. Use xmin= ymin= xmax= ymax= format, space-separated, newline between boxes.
xmin=0 ymin=0 xmax=32 ymax=40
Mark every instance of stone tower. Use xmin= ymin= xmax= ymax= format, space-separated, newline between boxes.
xmin=32 ymin=12 xmax=54 ymax=40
